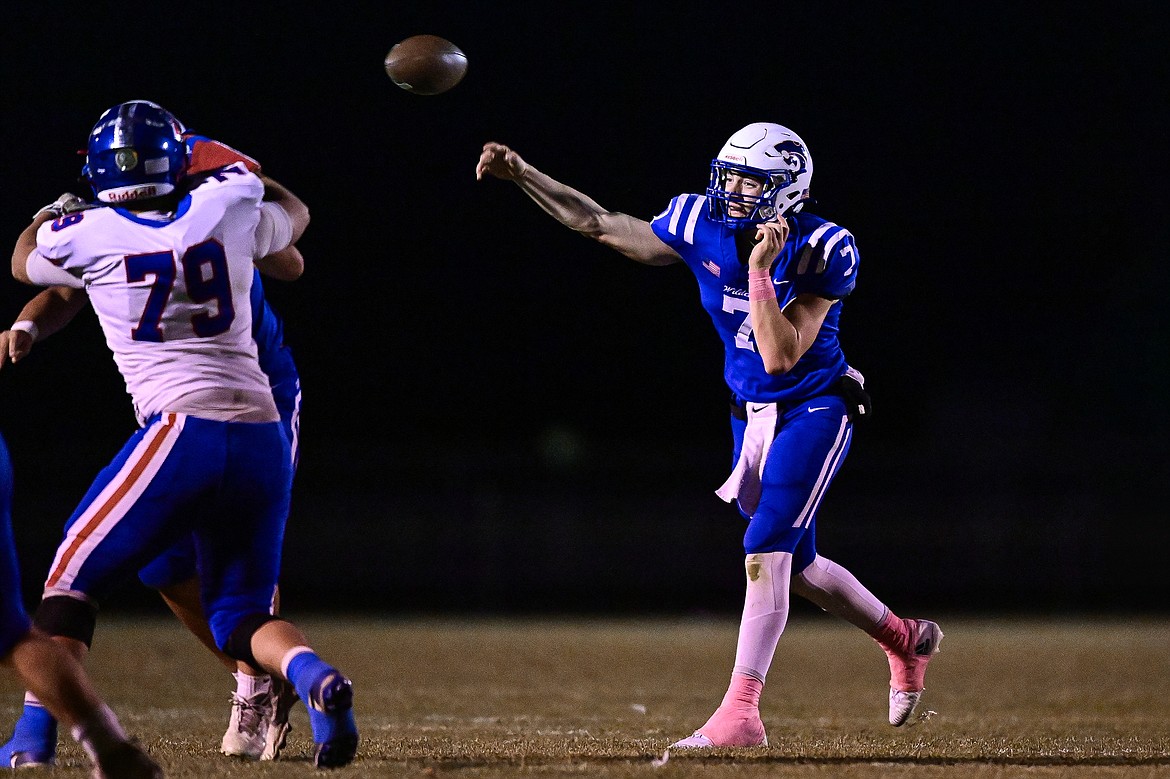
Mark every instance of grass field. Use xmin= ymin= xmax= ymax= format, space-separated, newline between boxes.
xmin=2 ymin=615 xmax=1168 ymax=777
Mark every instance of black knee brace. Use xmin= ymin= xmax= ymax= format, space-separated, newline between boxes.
xmin=34 ymin=595 xmax=98 ymax=647
xmin=223 ymin=613 xmax=281 ymax=668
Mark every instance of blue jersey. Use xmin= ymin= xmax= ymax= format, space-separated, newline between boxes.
xmin=650 ymin=194 xmax=858 ymax=405
xmin=0 ymin=433 xmax=32 ymax=656
xmin=250 ymin=269 xmax=297 ymax=390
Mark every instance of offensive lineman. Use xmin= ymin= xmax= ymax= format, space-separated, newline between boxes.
xmin=5 ymin=100 xmax=357 ymax=768
xmin=0 ymin=130 xmax=302 ymax=766
xmin=476 ymin=123 xmax=943 ymax=748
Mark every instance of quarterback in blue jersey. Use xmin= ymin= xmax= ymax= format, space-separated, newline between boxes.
xmin=0 ymin=433 xmax=161 ymax=777
xmin=478 ymin=123 xmax=943 ymax=747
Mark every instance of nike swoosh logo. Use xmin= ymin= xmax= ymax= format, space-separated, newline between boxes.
xmin=774 ymin=280 xmax=789 ymax=286
xmin=751 ymin=404 xmax=769 ymax=413
xmin=807 ymin=406 xmax=829 ymax=413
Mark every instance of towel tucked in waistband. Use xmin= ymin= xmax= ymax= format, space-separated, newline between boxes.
xmin=715 ymin=401 xmax=779 ymax=516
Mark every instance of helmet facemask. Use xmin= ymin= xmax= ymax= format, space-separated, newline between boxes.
xmin=707 ymin=161 xmax=794 ymax=227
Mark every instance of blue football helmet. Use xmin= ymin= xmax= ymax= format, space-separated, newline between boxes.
xmin=82 ymin=100 xmax=188 ymax=203
xmin=707 ymin=122 xmax=813 ymax=227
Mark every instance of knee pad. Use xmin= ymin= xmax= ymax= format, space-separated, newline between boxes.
xmin=222 ymin=613 xmax=281 ymax=667
xmin=34 ymin=595 xmax=98 ymax=647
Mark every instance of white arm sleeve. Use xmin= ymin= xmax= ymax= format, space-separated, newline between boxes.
xmin=24 ymin=251 xmax=84 ymax=288
xmin=253 ymin=202 xmax=294 ymax=258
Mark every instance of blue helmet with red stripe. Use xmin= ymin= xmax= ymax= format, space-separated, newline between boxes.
xmin=82 ymin=100 xmax=188 ymax=204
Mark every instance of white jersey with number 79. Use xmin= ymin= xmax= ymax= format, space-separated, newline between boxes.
xmin=25 ymin=165 xmax=292 ymax=425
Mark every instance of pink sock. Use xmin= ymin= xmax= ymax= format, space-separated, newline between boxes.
xmin=871 ymin=609 xmax=909 ymax=652
xmin=719 ymin=672 xmax=763 ymax=712
xmin=873 ymin=610 xmax=931 ymax=691
xmin=693 ymin=673 xmax=766 ymax=746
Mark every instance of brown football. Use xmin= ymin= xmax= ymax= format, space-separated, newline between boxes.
xmin=384 ymin=35 xmax=467 ymax=95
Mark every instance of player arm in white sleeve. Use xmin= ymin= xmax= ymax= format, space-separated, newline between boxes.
xmin=259 ymin=174 xmax=309 ymax=243
xmin=253 ymin=200 xmax=294 ymax=255
xmin=476 ymin=142 xmax=681 ymax=267
xmin=251 ymin=174 xmax=307 ymax=280
xmin=11 ymin=212 xmax=56 ymax=285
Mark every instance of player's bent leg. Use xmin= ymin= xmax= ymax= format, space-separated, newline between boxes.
xmin=791 ymin=555 xmax=886 ymax=630
xmin=1 ymin=593 xmax=102 ymax=766
xmin=224 ymin=617 xmax=357 ymax=768
xmin=792 ymin=556 xmax=942 ymax=725
xmin=156 ymin=576 xmax=235 ymax=668
xmin=157 ymin=574 xmax=297 ymax=759
xmin=3 ymin=629 xmax=160 ymax=777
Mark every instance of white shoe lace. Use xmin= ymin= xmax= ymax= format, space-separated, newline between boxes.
xmin=222 ymin=692 xmax=271 ymax=757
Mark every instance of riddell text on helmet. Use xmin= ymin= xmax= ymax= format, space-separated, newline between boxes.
xmin=107 ymin=186 xmax=158 ymax=202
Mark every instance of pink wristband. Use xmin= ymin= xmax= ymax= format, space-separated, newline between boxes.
xmin=748 ymin=269 xmax=776 ymax=301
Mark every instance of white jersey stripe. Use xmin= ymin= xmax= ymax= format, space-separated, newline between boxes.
xmin=683 ymin=196 xmax=705 ymax=245
xmin=667 ymin=195 xmax=688 ymax=235
xmin=44 ymin=414 xmax=185 ymax=592
xmin=807 ymin=221 xmax=838 ymax=247
xmin=822 ymin=228 xmax=850 ymax=259
xmin=800 ymin=423 xmax=851 ymax=529
xmin=791 ymin=414 xmax=851 ymax=529
xmin=289 ymin=384 xmax=303 ymax=468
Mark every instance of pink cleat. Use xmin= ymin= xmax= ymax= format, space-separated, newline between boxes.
xmin=670 ymin=673 xmax=767 ymax=749
xmin=670 ymin=709 xmax=767 ymax=749
xmin=880 ymin=618 xmax=943 ymax=726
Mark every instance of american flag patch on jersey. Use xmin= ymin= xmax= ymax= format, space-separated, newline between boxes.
xmin=702 ymin=259 xmax=720 ymax=277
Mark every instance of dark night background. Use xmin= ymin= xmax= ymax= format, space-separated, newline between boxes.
xmin=0 ymin=2 xmax=1165 ymax=619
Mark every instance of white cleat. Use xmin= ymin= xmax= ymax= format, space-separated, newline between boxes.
xmin=221 ymin=690 xmax=271 ymax=759
xmin=260 ymin=677 xmax=298 ymax=761
xmin=888 ymin=689 xmax=924 ymax=727
xmin=670 ymin=732 xmax=715 ymax=749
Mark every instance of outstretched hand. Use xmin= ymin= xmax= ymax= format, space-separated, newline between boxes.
xmin=476 ymin=142 xmax=529 ymax=182
xmin=748 ymin=219 xmax=790 ymax=271
xmin=0 ymin=330 xmax=33 ymax=370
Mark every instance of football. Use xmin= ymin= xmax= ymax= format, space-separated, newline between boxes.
xmin=384 ymin=35 xmax=468 ymax=95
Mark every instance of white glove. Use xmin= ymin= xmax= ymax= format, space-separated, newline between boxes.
xmin=34 ymin=192 xmax=94 ymax=220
